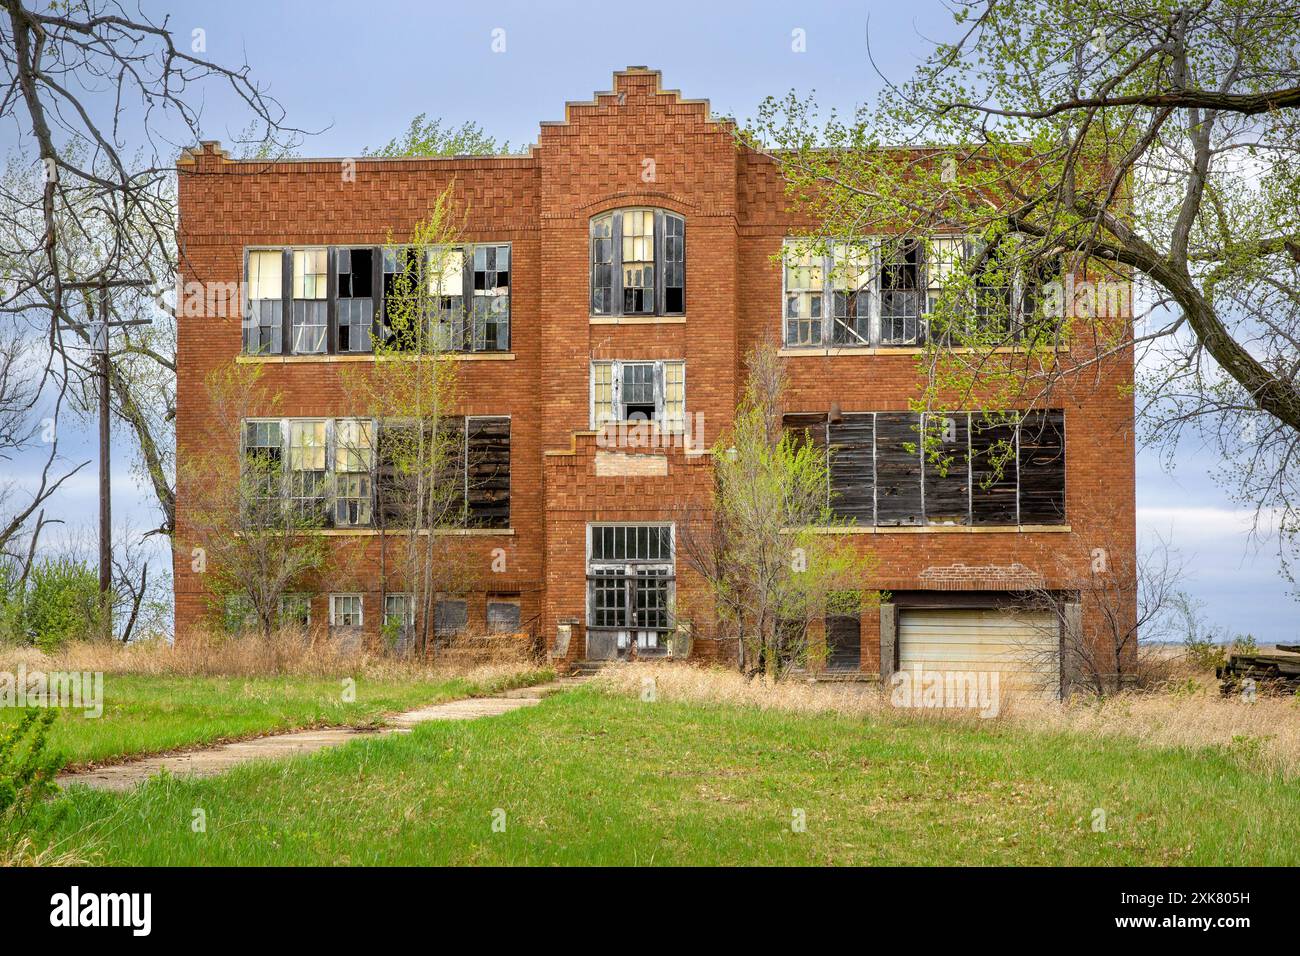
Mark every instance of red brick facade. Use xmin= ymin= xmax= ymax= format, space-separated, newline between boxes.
xmin=174 ymin=67 xmax=1136 ymax=678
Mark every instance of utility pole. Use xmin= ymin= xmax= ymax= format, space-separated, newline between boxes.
xmin=97 ymin=283 xmax=112 ymax=640
xmin=61 ymin=279 xmax=152 ymax=641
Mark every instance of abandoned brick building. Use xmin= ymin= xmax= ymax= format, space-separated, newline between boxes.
xmin=174 ymin=67 xmax=1135 ymax=694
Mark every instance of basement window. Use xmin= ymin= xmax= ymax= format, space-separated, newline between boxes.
xmin=590 ymin=209 xmax=686 ymax=317
xmin=329 ymin=594 xmax=363 ymax=628
xmin=830 ymin=242 xmax=873 ymax=347
xmin=590 ymin=360 xmax=686 ymax=430
xmin=434 ymin=599 xmax=467 ymax=638
xmin=277 ymin=593 xmax=312 ymax=629
xmin=487 ymin=597 xmax=521 ymax=634
xmin=335 ymin=247 xmax=374 ymax=353
xmin=244 ymin=250 xmax=284 ymax=354
xmin=291 ymin=248 xmax=328 ymax=354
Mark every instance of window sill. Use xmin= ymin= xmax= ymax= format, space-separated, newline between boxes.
xmin=777 ymin=345 xmax=1071 ymax=357
xmin=789 ymin=524 xmax=1071 ymax=534
xmin=589 ymin=315 xmax=687 ymax=325
xmin=236 ymin=352 xmax=517 ymax=363
xmin=313 ymin=528 xmax=515 ymax=537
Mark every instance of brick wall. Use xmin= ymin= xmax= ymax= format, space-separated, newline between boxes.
xmin=174 ymin=67 xmax=1136 ymax=675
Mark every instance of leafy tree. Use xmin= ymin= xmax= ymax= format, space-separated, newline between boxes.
xmin=365 ymin=115 xmax=510 ymax=157
xmin=679 ymin=344 xmax=877 ymax=679
xmin=179 ymin=363 xmax=330 ymax=639
xmin=343 ymin=186 xmax=483 ymax=654
xmin=744 ymin=0 xmax=1300 ymax=590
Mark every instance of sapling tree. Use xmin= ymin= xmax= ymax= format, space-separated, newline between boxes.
xmin=679 ymin=344 xmax=877 ymax=679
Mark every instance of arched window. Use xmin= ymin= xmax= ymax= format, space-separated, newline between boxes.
xmin=590 ymin=208 xmax=685 ymax=316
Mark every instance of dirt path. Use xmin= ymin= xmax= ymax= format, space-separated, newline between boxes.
xmin=57 ymin=680 xmax=576 ymax=792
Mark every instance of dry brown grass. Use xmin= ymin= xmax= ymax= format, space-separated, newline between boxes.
xmin=0 ymin=627 xmax=544 ymax=687
xmin=593 ymin=663 xmax=1300 ymax=778
xmin=0 ymin=835 xmax=88 ymax=867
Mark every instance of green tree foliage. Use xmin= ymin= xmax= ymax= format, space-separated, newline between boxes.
xmin=744 ymin=0 xmax=1300 ymax=588
xmin=681 ymin=344 xmax=877 ymax=679
xmin=365 ymin=115 xmax=510 ymax=157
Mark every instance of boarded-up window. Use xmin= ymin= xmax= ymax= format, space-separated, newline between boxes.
xmin=466 ymin=417 xmax=511 ymax=529
xmin=1017 ymin=409 xmax=1066 ymax=524
xmin=874 ymin=412 xmax=923 ymax=525
xmin=487 ymin=598 xmax=521 ymax=634
xmin=970 ymin=415 xmax=1019 ymax=525
xmin=828 ymin=413 xmax=874 ymax=523
xmin=783 ymin=412 xmax=828 ymax=454
xmin=826 ymin=599 xmax=861 ymax=670
xmin=922 ymin=412 xmax=969 ymax=525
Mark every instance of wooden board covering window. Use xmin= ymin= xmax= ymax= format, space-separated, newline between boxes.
xmin=828 ymin=413 xmax=874 ymax=523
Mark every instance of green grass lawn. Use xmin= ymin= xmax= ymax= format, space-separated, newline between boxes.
xmin=33 ymin=686 xmax=1299 ymax=865
xmin=0 ymin=670 xmax=552 ymax=767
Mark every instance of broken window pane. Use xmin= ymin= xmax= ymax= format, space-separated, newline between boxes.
xmin=621 ymin=362 xmax=655 ymax=421
xmin=783 ymin=240 xmax=824 ymax=346
xmin=830 ymin=241 xmax=873 ymax=346
xmin=242 ymin=419 xmax=283 ymax=520
xmin=333 ymin=419 xmax=374 ymax=527
xmin=329 ymin=594 xmax=363 ymax=628
xmin=621 ymin=209 xmax=655 ymax=314
xmin=277 ymin=593 xmax=312 ymax=629
xmin=336 ymin=247 xmax=373 ymax=353
xmin=471 ymin=244 xmax=510 ymax=351
xmin=591 ymin=214 xmax=614 ymax=314
xmin=245 ymin=250 xmax=283 ymax=354
xmin=880 ymin=238 xmax=923 ymax=345
xmin=663 ymin=214 xmax=685 ymax=314
xmin=381 ymin=246 xmax=422 ymax=350
xmin=287 ymin=420 xmax=328 ymax=522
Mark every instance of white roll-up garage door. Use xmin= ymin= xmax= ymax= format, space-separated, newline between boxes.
xmin=898 ymin=608 xmax=1060 ymax=699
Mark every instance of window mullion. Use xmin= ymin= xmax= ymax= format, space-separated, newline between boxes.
xmin=612 ymin=211 xmax=624 ymax=317
xmin=654 ymin=209 xmax=665 ymax=315
xmin=280 ymin=249 xmax=292 ymax=356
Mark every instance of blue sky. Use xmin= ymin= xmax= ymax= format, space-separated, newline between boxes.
xmin=4 ymin=0 xmax=1296 ymax=640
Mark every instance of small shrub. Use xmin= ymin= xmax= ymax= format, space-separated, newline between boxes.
xmin=22 ymin=558 xmax=106 ymax=650
xmin=1184 ymin=631 xmax=1225 ymax=672
xmin=0 ymin=708 xmax=65 ymax=861
xmin=1230 ymin=633 xmax=1260 ymax=656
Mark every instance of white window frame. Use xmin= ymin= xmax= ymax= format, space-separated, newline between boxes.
xmin=290 ymin=246 xmax=329 ymax=355
xmin=589 ymin=359 xmax=686 ymax=431
xmin=329 ymin=593 xmax=364 ymax=627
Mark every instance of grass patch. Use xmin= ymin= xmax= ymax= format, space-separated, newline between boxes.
xmin=0 ymin=668 xmax=553 ymax=767
xmin=33 ymin=686 xmax=1300 ymax=865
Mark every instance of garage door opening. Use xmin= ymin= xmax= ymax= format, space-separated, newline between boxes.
xmin=898 ymin=607 xmax=1060 ymax=700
